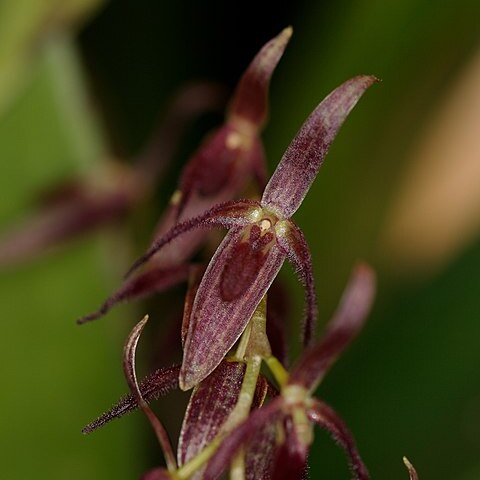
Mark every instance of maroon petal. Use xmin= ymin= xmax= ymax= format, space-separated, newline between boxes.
xmin=308 ymin=399 xmax=369 ymax=480
xmin=288 ymin=263 xmax=376 ymax=391
xmin=403 ymin=457 xmax=419 ymax=480
xmin=82 ymin=364 xmax=180 ymax=434
xmin=271 ymin=416 xmax=309 ymax=480
xmin=178 ymin=361 xmax=246 ymax=467
xmin=174 ymin=124 xmax=261 ymax=216
xmin=140 ymin=467 xmax=172 ymax=480
xmin=78 ymin=264 xmax=190 ymax=324
xmin=266 ymin=280 xmax=290 ymax=367
xmin=180 ymin=227 xmax=286 ymax=390
xmin=123 ymin=316 xmax=176 ymax=471
xmin=203 ymin=398 xmax=284 ymax=480
xmin=228 ymin=27 xmax=292 ymax=127
xmin=181 ymin=264 xmax=207 ymax=347
xmin=245 ymin=421 xmax=277 ymax=480
xmin=261 ymin=75 xmax=378 ymax=219
xmin=276 ymin=219 xmax=317 ymax=347
xmin=126 ymin=199 xmax=260 ymax=277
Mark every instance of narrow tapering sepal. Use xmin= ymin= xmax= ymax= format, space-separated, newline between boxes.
xmin=262 ymin=75 xmax=378 ymax=218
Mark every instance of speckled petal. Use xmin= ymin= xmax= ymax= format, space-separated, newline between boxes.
xmin=180 ymin=228 xmax=286 ymax=390
xmin=262 ymin=75 xmax=378 ymax=218
xmin=178 ymin=361 xmax=246 ymax=468
xmin=203 ymin=398 xmax=284 ymax=480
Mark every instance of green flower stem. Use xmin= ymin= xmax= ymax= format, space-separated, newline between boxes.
xmin=230 ymin=448 xmax=246 ymax=480
xmin=265 ymin=355 xmax=289 ymax=387
xmin=224 ymin=355 xmax=262 ymax=431
xmin=234 ymin=321 xmax=253 ymax=360
xmin=224 ymin=355 xmax=262 ymax=480
xmin=175 ymin=437 xmax=221 ymax=480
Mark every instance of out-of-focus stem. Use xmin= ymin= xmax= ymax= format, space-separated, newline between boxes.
xmin=224 ymin=355 xmax=262 ymax=431
xmin=265 ymin=355 xmax=289 ymax=387
xmin=230 ymin=448 xmax=246 ymax=480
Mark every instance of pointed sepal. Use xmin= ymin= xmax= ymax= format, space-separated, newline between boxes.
xmin=82 ymin=365 xmax=180 ymax=434
xmin=308 ymin=399 xmax=369 ymax=480
xmin=228 ymin=27 xmax=293 ymax=127
xmin=288 ymin=263 xmax=376 ymax=392
xmin=178 ymin=361 xmax=247 ymax=467
xmin=123 ymin=316 xmax=177 ymax=471
xmin=180 ymin=227 xmax=286 ymax=390
xmin=78 ymin=264 xmax=190 ymax=324
xmin=276 ymin=219 xmax=317 ymax=346
xmin=126 ymin=199 xmax=260 ymax=277
xmin=262 ymin=75 xmax=378 ymax=218
xmin=203 ymin=398 xmax=284 ymax=480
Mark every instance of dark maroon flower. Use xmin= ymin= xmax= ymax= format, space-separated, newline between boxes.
xmin=84 ymin=263 xmax=375 ymax=479
xmin=126 ymin=76 xmax=378 ymax=391
xmin=203 ymin=263 xmax=376 ymax=480
xmin=78 ymin=27 xmax=292 ymax=324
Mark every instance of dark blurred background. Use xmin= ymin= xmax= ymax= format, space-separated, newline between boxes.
xmin=1 ymin=0 xmax=480 ymax=478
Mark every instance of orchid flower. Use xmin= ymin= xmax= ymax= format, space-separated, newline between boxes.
xmin=0 ymin=82 xmax=225 ymax=267
xmin=78 ymin=27 xmax=293 ymax=324
xmin=123 ymin=75 xmax=377 ymax=391
xmin=203 ymin=263 xmax=376 ymax=480
xmin=84 ymin=295 xmax=274 ymax=479
xmin=84 ymin=263 xmax=375 ymax=479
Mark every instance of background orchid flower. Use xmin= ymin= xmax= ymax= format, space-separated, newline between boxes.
xmin=78 ymin=27 xmax=292 ymax=324
xmin=0 ymin=82 xmax=225 ymax=267
xmin=203 ymin=262 xmax=376 ymax=480
xmin=125 ymin=75 xmax=377 ymax=391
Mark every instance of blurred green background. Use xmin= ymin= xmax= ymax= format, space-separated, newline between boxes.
xmin=1 ymin=0 xmax=480 ymax=478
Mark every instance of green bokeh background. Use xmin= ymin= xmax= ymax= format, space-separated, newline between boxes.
xmin=1 ymin=1 xmax=479 ymax=478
